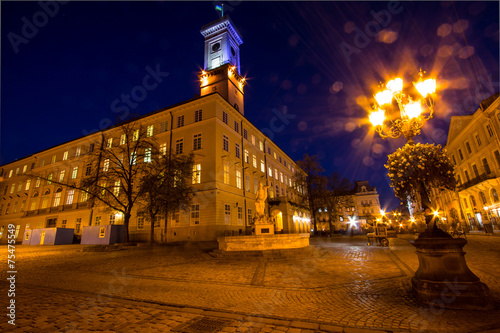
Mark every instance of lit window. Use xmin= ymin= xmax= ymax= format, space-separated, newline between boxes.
xmin=109 ymin=214 xmax=115 ymax=225
xmin=66 ymin=190 xmax=74 ymax=205
xmin=191 ymin=204 xmax=200 ymax=225
xmin=251 ymin=135 xmax=255 ymax=145
xmin=259 ymin=141 xmax=264 ymax=151
xmin=280 ymin=172 xmax=283 ymax=183
xmin=75 ymin=147 xmax=81 ymax=157
xmin=63 ymin=151 xmax=69 ymax=160
xmin=52 ymin=155 xmax=56 ymax=163
xmin=223 ymin=135 xmax=229 ymax=152
xmin=245 ymin=175 xmax=250 ymax=192
xmin=36 ymin=177 xmax=41 ymax=187
xmin=195 ymin=110 xmax=203 ymax=122
xmin=120 ymin=134 xmax=126 ymax=145
xmin=103 ymin=159 xmax=110 ymax=172
xmin=75 ymin=218 xmax=81 ymax=233
xmin=130 ymin=152 xmax=137 ymax=165
xmin=59 ymin=170 xmax=65 ymax=182
xmin=177 ymin=115 xmax=185 ymax=128
xmin=25 ymin=180 xmax=31 ymax=191
xmin=223 ymin=111 xmax=228 ymax=124
xmin=160 ymin=143 xmax=167 ymax=157
xmin=144 ymin=148 xmax=152 ymax=163
xmin=274 ymin=168 xmax=278 ymax=180
xmin=261 ymin=161 xmax=265 ymax=173
xmin=244 ymin=150 xmax=249 ymax=163
xmin=193 ymin=134 xmax=202 ymax=150
xmin=94 ymin=216 xmax=102 ymax=226
xmin=147 ymin=125 xmax=154 ymax=137
xmin=192 ymin=164 xmax=201 ymax=184
xmin=133 ymin=130 xmax=139 ymax=141
xmin=113 ymin=181 xmax=120 ymax=196
xmin=47 ymin=174 xmax=52 ymax=185
xmin=236 ymin=170 xmax=242 ymax=189
xmin=175 ymin=139 xmax=184 ymax=154
xmin=53 ymin=192 xmax=61 ymax=207
xmin=81 ymin=190 xmax=89 ymax=202
xmin=268 ymin=167 xmax=272 ymax=177
xmin=223 ymin=163 xmax=230 ymax=184
xmin=274 ymin=152 xmax=277 ymax=159
xmin=10 ymin=184 xmax=15 ymax=194
xmin=107 ymin=138 xmax=113 ymax=149
xmin=253 ymin=155 xmax=257 ymax=168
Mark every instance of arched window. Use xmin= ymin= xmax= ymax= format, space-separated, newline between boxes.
xmin=56 ymin=187 xmax=63 ymax=193
xmin=479 ymin=192 xmax=487 ymax=205
xmin=470 ymin=195 xmax=477 ymax=208
xmin=493 ymin=189 xmax=499 ymax=203
xmin=32 ymin=192 xmax=39 ymax=198
xmin=44 ymin=189 xmax=50 ymax=196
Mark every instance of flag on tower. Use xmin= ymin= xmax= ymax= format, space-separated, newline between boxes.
xmin=215 ymin=3 xmax=223 ymax=17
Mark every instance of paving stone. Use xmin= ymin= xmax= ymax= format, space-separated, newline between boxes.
xmin=290 ymin=321 xmax=319 ymax=330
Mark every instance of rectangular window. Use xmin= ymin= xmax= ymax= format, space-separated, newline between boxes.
xmin=109 ymin=214 xmax=116 ymax=225
xmin=274 ymin=169 xmax=278 ymax=180
xmin=261 ymin=161 xmax=265 ymax=173
xmin=464 ymin=170 xmax=470 ymax=182
xmin=280 ymin=172 xmax=283 ymax=183
xmin=195 ymin=110 xmax=202 ymax=122
xmin=120 ymin=134 xmax=126 ymax=145
xmin=8 ymin=170 xmax=13 ymax=178
xmin=160 ymin=143 xmax=167 ymax=157
xmin=53 ymin=192 xmax=61 ymax=207
xmin=22 ymin=165 xmax=27 ymax=173
xmin=475 ymin=134 xmax=482 ymax=146
xmin=61 ymin=219 xmax=67 ymax=228
xmin=76 ymin=146 xmax=81 ymax=156
xmin=223 ymin=111 xmax=228 ymax=124
xmin=20 ymin=200 xmax=26 ymax=212
xmin=93 ymin=216 xmax=101 ymax=226
xmin=137 ymin=217 xmax=144 ymax=229
xmin=268 ymin=147 xmax=271 ymax=155
xmin=15 ymin=168 xmax=19 ymax=176
xmin=12 ymin=202 xmax=18 ymax=214
xmin=192 ymin=164 xmax=201 ymax=184
xmin=252 ymin=155 xmax=257 ymax=168
xmin=47 ymin=174 xmax=53 ymax=185
xmin=113 ymin=181 xmax=120 ymax=196
xmin=223 ymin=135 xmax=229 ymax=152
xmin=472 ymin=164 xmax=479 ymax=178
xmin=193 ymin=133 xmax=202 ymax=150
xmin=244 ymin=150 xmax=249 ymax=163
xmin=452 ymin=155 xmax=457 ymax=165
xmin=131 ymin=152 xmax=137 ymax=165
xmin=458 ymin=149 xmax=464 ymax=160
xmin=223 ymin=163 xmax=230 ymax=184
xmin=71 ymin=167 xmax=78 ymax=179
xmin=243 ymin=129 xmax=247 ymax=140
xmin=144 ymin=148 xmax=152 ymax=163
xmin=81 ymin=190 xmax=89 ymax=202
xmin=107 ymin=138 xmax=113 ymax=149
xmin=224 ymin=204 xmax=231 ymax=224
xmin=191 ymin=204 xmax=200 ymax=225
xmin=147 ymin=125 xmax=154 ymax=137
xmin=52 ymin=155 xmax=56 ymax=164
xmin=16 ymin=183 xmax=22 ymax=192
xmin=234 ymin=121 xmax=239 ymax=133
xmin=75 ymin=218 xmax=82 ymax=233
xmin=40 ymin=160 xmax=45 ymax=167
xmin=273 ymin=152 xmax=277 ymax=159
xmin=254 ymin=179 xmax=258 ymax=194
xmin=89 ymin=143 xmax=94 ymax=152
xmin=237 ymin=207 xmax=243 ymax=225
xmin=236 ymin=170 xmax=242 ymax=189
xmin=103 ymin=159 xmax=110 ymax=172
xmin=66 ymin=189 xmax=75 ymax=205
xmin=465 ymin=141 xmax=472 ymax=154
xmin=25 ymin=179 xmax=31 ymax=191
xmin=248 ymin=209 xmax=252 ymax=222
xmin=160 ymin=121 xmax=168 ymax=133
xmin=245 ymin=175 xmax=250 ymax=192
xmin=133 ymin=130 xmax=139 ymax=141
xmin=85 ymin=164 xmax=92 ymax=176
xmin=29 ymin=200 xmax=37 ymax=211
xmin=486 ymin=124 xmax=494 ymax=137
xmin=36 ymin=177 xmax=41 ymax=188
xmin=259 ymin=141 xmax=264 ymax=151
xmin=495 ymin=150 xmax=500 ymax=168
xmin=172 ymin=210 xmax=180 ymax=224
xmin=175 ymin=139 xmax=184 ymax=154
xmin=251 ymin=135 xmax=255 ymax=145
xmin=268 ymin=167 xmax=272 ymax=177
xmin=5 ymin=203 xmax=10 ymax=214
xmin=235 ymin=143 xmax=240 ymax=159
xmin=63 ymin=151 xmax=69 ymax=160
xmin=59 ymin=170 xmax=66 ymax=182
xmin=177 ymin=115 xmax=185 ymax=128
xmin=482 ymin=158 xmax=491 ymax=174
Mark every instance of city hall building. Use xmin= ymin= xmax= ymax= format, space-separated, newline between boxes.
xmin=0 ymin=16 xmax=311 ymax=243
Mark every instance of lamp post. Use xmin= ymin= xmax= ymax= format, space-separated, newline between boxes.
xmin=369 ymin=70 xmax=437 ymax=228
xmin=367 ymin=69 xmax=493 ymax=310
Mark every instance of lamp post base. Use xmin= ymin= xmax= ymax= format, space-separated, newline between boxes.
xmin=410 ymin=236 xmax=494 ymax=310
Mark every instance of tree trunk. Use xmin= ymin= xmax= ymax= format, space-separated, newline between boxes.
xmin=149 ymin=212 xmax=155 ymax=244
xmin=123 ymin=211 xmax=131 ymax=243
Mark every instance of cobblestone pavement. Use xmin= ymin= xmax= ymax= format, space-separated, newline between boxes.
xmin=1 ymin=234 xmax=499 ymax=333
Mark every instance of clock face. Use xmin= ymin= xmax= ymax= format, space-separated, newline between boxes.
xmin=212 ymin=43 xmax=221 ymax=52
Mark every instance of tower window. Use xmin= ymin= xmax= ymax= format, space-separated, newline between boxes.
xmin=223 ymin=112 xmax=228 ymax=124
xmin=195 ymin=110 xmax=203 ymax=122
xmin=177 ymin=115 xmax=185 ymax=128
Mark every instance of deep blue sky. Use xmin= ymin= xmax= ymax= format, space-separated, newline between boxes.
xmin=2 ymin=1 xmax=499 ymax=211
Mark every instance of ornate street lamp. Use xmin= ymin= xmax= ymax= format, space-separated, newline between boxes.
xmin=367 ymin=69 xmax=493 ymax=310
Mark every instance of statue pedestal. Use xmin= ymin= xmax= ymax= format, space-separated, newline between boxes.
xmin=410 ymin=228 xmax=494 ymax=310
xmin=253 ymin=215 xmax=275 ymax=235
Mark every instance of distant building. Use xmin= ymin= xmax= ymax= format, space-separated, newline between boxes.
xmin=437 ymin=93 xmax=500 ymax=230
xmin=316 ymin=180 xmax=381 ymax=233
xmin=0 ymin=16 xmax=311 ymax=243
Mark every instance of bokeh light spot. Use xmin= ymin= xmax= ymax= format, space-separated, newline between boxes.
xmin=437 ymin=24 xmax=452 ymax=37
xmin=363 ymin=156 xmax=375 ymax=167
xmin=372 ymin=143 xmax=384 ymax=154
xmin=437 ymin=45 xmax=454 ymax=57
xmin=351 ymin=138 xmax=361 ymax=148
xmin=453 ymin=20 xmax=469 ymax=33
xmin=420 ymin=44 xmax=433 ymax=57
xmin=376 ymin=30 xmax=398 ymax=44
xmin=298 ymin=121 xmax=307 ymax=131
xmin=345 ymin=122 xmax=356 ymax=132
xmin=344 ymin=21 xmax=355 ymax=34
xmin=331 ymin=81 xmax=343 ymax=93
xmin=458 ymin=46 xmax=475 ymax=59
xmin=356 ymin=95 xmax=368 ymax=106
xmin=282 ymin=80 xmax=293 ymax=90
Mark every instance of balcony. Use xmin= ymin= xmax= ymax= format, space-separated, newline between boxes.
xmin=459 ymin=172 xmax=497 ymax=190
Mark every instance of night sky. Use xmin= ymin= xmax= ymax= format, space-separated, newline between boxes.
xmin=2 ymin=1 xmax=499 ymax=211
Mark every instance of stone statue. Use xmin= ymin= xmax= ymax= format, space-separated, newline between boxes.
xmin=255 ymin=181 xmax=271 ymax=217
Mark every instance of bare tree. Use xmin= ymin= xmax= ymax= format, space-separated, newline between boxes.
xmin=138 ymin=150 xmax=195 ymax=243
xmin=296 ymin=154 xmax=325 ymax=234
xmin=321 ymin=172 xmax=352 ymax=233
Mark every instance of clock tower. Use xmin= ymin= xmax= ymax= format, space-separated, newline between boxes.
xmin=199 ymin=15 xmax=246 ymax=114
